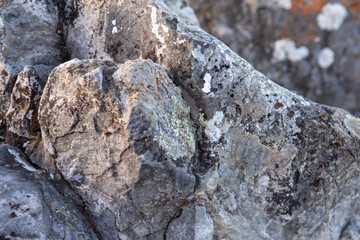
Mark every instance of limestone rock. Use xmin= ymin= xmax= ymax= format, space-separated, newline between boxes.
xmin=39 ymin=59 xmax=197 ymax=239
xmin=0 ymin=63 xmax=15 ymax=130
xmin=5 ymin=66 xmax=44 ymax=139
xmin=0 ymin=144 xmax=97 ymax=239
xmin=0 ymin=0 xmax=64 ymax=128
xmin=188 ymin=0 xmax=360 ymax=117
xmin=0 ymin=0 xmax=359 ymax=239
xmin=55 ymin=0 xmax=360 ymax=239
xmin=166 ymin=203 xmax=214 ymax=240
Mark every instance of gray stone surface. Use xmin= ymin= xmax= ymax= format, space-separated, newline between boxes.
xmin=39 ymin=59 xmax=197 ymax=239
xmin=188 ymin=0 xmax=360 ymax=117
xmin=0 ymin=0 xmax=359 ymax=239
xmin=5 ymin=66 xmax=44 ymax=139
xmin=0 ymin=144 xmax=97 ymax=240
xmin=0 ymin=0 xmax=64 ymax=131
xmin=166 ymin=203 xmax=214 ymax=240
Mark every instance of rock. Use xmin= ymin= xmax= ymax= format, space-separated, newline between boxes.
xmin=0 ymin=63 xmax=16 ymax=130
xmin=0 ymin=0 xmax=65 ymax=128
xmin=0 ymin=0 xmax=358 ymax=239
xmin=188 ymin=0 xmax=360 ymax=117
xmin=166 ymin=203 xmax=214 ymax=240
xmin=5 ymin=66 xmax=44 ymax=139
xmin=0 ymin=144 xmax=97 ymax=239
xmin=39 ymin=59 xmax=197 ymax=238
xmin=54 ymin=0 xmax=360 ymax=239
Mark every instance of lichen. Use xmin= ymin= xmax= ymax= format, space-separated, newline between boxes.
xmin=205 ymin=111 xmax=224 ymax=142
xmin=159 ymin=95 xmax=196 ymax=160
xmin=344 ymin=114 xmax=360 ymax=138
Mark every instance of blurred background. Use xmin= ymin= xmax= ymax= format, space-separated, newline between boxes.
xmin=187 ymin=0 xmax=360 ymax=117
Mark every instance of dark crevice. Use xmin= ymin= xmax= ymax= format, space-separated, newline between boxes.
xmin=54 ymin=0 xmax=73 ymax=63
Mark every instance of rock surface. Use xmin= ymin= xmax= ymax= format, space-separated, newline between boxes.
xmin=189 ymin=0 xmax=360 ymax=117
xmin=0 ymin=144 xmax=97 ymax=239
xmin=0 ymin=0 xmax=65 ymax=131
xmin=5 ymin=66 xmax=44 ymax=139
xmin=0 ymin=0 xmax=359 ymax=239
xmin=38 ymin=59 xmax=198 ymax=239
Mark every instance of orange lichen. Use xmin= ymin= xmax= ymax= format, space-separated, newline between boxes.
xmin=321 ymin=114 xmax=328 ymax=120
xmin=291 ymin=0 xmax=326 ymax=16
xmin=340 ymin=0 xmax=360 ymax=25
xmin=104 ymin=130 xmax=111 ymax=135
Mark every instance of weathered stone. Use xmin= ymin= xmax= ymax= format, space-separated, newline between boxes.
xmin=166 ymin=203 xmax=214 ymax=240
xmin=39 ymin=59 xmax=198 ymax=238
xmin=188 ymin=0 xmax=360 ymax=117
xmin=0 ymin=144 xmax=97 ymax=239
xmin=5 ymin=66 xmax=44 ymax=139
xmin=0 ymin=0 xmax=358 ymax=239
xmin=0 ymin=63 xmax=15 ymax=130
xmin=57 ymin=0 xmax=360 ymax=239
xmin=0 ymin=0 xmax=64 ymax=128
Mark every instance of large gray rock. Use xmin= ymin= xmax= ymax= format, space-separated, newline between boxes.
xmin=0 ymin=144 xmax=97 ymax=239
xmin=39 ymin=59 xmax=198 ymax=239
xmin=188 ymin=0 xmax=360 ymax=117
xmin=0 ymin=0 xmax=359 ymax=239
xmin=53 ymin=0 xmax=360 ymax=239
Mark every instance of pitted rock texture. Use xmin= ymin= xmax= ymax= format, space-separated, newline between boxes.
xmin=189 ymin=0 xmax=360 ymax=117
xmin=0 ymin=144 xmax=97 ymax=239
xmin=39 ymin=59 xmax=198 ymax=239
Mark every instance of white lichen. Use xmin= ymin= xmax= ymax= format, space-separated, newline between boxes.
xmin=8 ymin=148 xmax=37 ymax=172
xmin=344 ymin=114 xmax=360 ymax=138
xmin=151 ymin=7 xmax=165 ymax=44
xmin=318 ymin=47 xmax=335 ymax=69
xmin=150 ymin=7 xmax=168 ymax=56
xmin=273 ymin=39 xmax=309 ymax=62
xmin=202 ymin=73 xmax=212 ymax=93
xmin=112 ymin=26 xmax=118 ymax=34
xmin=112 ymin=20 xmax=116 ymax=25
xmin=205 ymin=111 xmax=224 ymax=142
xmin=317 ymin=3 xmax=347 ymax=31
xmin=273 ymin=0 xmax=292 ymax=10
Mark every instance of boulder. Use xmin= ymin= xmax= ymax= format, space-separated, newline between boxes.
xmin=0 ymin=144 xmax=97 ymax=239
xmin=0 ymin=0 xmax=358 ymax=239
xmin=39 ymin=59 xmax=198 ymax=239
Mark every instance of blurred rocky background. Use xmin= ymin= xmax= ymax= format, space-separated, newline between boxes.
xmin=189 ymin=0 xmax=360 ymax=117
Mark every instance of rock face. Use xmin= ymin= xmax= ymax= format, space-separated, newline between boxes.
xmin=188 ymin=0 xmax=360 ymax=117
xmin=0 ymin=144 xmax=97 ymax=239
xmin=0 ymin=0 xmax=359 ymax=239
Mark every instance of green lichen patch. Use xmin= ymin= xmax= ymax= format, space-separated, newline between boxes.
xmin=159 ymin=93 xmax=195 ymax=160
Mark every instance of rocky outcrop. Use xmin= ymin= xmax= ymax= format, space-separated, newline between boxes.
xmin=0 ymin=0 xmax=65 ymax=132
xmin=0 ymin=0 xmax=359 ymax=239
xmin=0 ymin=144 xmax=97 ymax=239
xmin=188 ymin=0 xmax=360 ymax=117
